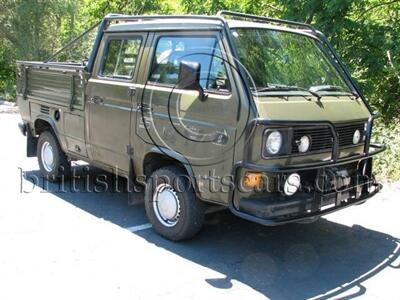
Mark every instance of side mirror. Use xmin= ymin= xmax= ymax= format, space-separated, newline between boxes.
xmin=177 ymin=61 xmax=206 ymax=101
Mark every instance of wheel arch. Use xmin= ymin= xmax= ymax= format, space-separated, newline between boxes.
xmin=142 ymin=147 xmax=200 ymax=197
xmin=143 ymin=147 xmax=195 ymax=178
xmin=24 ymin=116 xmax=59 ymax=158
xmin=33 ymin=116 xmax=58 ymax=137
xmin=33 ymin=116 xmax=66 ymax=154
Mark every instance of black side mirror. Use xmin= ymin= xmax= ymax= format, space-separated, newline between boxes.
xmin=177 ymin=61 xmax=206 ymax=101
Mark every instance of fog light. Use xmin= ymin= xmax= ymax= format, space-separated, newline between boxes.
xmin=284 ymin=173 xmax=301 ymax=196
xmin=243 ymin=172 xmax=263 ymax=189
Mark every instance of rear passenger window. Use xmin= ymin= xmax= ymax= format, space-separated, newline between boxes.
xmin=149 ymin=36 xmax=230 ymax=92
xmin=101 ymin=37 xmax=142 ymax=79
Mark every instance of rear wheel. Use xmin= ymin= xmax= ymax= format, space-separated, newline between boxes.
xmin=144 ymin=166 xmax=204 ymax=241
xmin=37 ymin=131 xmax=70 ymax=182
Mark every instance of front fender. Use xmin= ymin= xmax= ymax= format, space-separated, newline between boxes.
xmin=148 ymin=146 xmax=196 ymax=181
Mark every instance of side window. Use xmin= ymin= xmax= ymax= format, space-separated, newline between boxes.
xmin=149 ymin=36 xmax=230 ymax=92
xmin=101 ymin=37 xmax=142 ymax=79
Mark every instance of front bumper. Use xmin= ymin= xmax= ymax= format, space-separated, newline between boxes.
xmin=232 ymin=180 xmax=382 ymax=226
xmin=229 ymin=115 xmax=385 ymax=225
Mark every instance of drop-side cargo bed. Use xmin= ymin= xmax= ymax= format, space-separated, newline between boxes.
xmin=16 ymin=61 xmax=87 ymax=110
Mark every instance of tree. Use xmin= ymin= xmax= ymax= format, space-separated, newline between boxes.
xmin=1 ymin=0 xmax=399 ymax=121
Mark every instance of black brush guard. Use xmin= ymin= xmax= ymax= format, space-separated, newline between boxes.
xmin=229 ymin=115 xmax=385 ymax=226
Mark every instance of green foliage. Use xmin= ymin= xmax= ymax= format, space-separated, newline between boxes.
xmin=373 ymin=120 xmax=400 ymax=181
xmin=0 ymin=0 xmax=175 ymax=98
xmin=0 ymin=0 xmax=399 ymax=178
xmin=181 ymin=0 xmax=400 ymax=122
xmin=0 ymin=38 xmax=15 ymax=100
xmin=77 ymin=0 xmax=178 ymax=25
xmin=0 ymin=0 xmax=79 ymax=99
xmin=0 ymin=0 xmax=78 ymax=60
xmin=2 ymin=0 xmax=399 ymax=110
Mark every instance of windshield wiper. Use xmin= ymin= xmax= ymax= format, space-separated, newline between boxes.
xmin=309 ymin=85 xmax=359 ymax=99
xmin=254 ymin=84 xmax=321 ymax=99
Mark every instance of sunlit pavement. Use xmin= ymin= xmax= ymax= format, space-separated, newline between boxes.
xmin=0 ymin=112 xmax=399 ymax=300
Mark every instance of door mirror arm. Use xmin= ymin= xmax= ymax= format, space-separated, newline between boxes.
xmin=198 ymin=86 xmax=208 ymax=102
xmin=177 ymin=61 xmax=207 ymax=101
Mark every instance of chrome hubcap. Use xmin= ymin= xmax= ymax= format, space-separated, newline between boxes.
xmin=153 ymin=183 xmax=180 ymax=227
xmin=41 ymin=141 xmax=55 ymax=172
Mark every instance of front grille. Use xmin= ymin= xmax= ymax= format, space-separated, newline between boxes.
xmin=292 ymin=122 xmax=366 ymax=154
xmin=336 ymin=122 xmax=365 ymax=147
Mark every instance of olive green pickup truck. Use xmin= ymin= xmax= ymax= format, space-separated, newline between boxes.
xmin=17 ymin=11 xmax=385 ymax=241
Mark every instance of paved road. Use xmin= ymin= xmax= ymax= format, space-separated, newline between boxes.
xmin=0 ymin=112 xmax=399 ymax=300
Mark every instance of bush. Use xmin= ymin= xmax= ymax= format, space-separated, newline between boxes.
xmin=0 ymin=38 xmax=16 ymax=102
xmin=373 ymin=120 xmax=400 ymax=182
xmin=0 ymin=81 xmax=16 ymax=102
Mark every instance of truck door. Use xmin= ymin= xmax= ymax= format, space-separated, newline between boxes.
xmin=86 ymin=32 xmax=148 ymax=172
xmin=136 ymin=32 xmax=241 ymax=203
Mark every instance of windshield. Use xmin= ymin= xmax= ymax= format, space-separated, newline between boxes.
xmin=231 ymin=28 xmax=351 ymax=93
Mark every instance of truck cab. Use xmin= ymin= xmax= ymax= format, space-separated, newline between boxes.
xmin=17 ymin=11 xmax=385 ymax=241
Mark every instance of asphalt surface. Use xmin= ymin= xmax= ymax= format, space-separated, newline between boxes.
xmin=1 ymin=112 xmax=399 ymax=300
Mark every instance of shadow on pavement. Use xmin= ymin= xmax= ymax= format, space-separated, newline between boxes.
xmin=23 ymin=166 xmax=400 ymax=300
xmin=23 ymin=165 xmax=147 ymax=228
xmin=141 ymin=214 xmax=400 ymax=300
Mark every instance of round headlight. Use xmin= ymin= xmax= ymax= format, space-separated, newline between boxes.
xmin=298 ymin=135 xmax=311 ymax=153
xmin=266 ymin=131 xmax=283 ymax=155
xmin=353 ymin=129 xmax=361 ymax=145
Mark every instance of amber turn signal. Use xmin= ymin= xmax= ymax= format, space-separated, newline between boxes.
xmin=243 ymin=172 xmax=263 ymax=189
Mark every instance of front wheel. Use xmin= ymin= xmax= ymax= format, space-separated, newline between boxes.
xmin=37 ymin=130 xmax=70 ymax=182
xmin=144 ymin=166 xmax=204 ymax=241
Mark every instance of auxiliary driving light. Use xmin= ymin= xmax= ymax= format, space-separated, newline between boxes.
xmin=284 ymin=173 xmax=301 ymax=196
xmin=353 ymin=129 xmax=361 ymax=145
xmin=297 ymin=135 xmax=311 ymax=153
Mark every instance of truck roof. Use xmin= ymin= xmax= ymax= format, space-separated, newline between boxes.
xmin=107 ymin=18 xmax=223 ymax=32
xmin=106 ymin=18 xmax=311 ymax=34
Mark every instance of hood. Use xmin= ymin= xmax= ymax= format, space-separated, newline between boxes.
xmin=254 ymin=95 xmax=371 ymax=122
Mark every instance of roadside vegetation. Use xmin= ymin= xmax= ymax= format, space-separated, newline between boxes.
xmin=0 ymin=0 xmax=399 ymax=180
xmin=373 ymin=123 xmax=400 ymax=181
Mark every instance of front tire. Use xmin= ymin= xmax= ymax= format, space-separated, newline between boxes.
xmin=144 ymin=166 xmax=204 ymax=241
xmin=37 ymin=130 xmax=70 ymax=182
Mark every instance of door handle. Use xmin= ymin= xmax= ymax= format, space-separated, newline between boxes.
xmin=128 ymin=86 xmax=136 ymax=97
xmin=137 ymin=103 xmax=152 ymax=113
xmin=213 ymin=130 xmax=229 ymax=145
xmin=89 ymin=96 xmax=104 ymax=105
